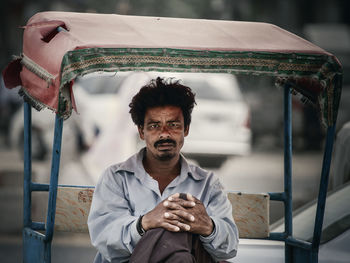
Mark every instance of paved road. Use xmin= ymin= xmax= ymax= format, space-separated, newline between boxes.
xmin=0 ymin=146 xmax=324 ymax=262
xmin=0 ymin=233 xmax=97 ymax=262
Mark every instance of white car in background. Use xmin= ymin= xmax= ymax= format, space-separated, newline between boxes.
xmin=11 ymin=71 xmax=251 ymax=184
xmin=109 ymin=71 xmax=252 ymax=168
xmin=60 ymin=71 xmax=252 ymax=185
xmin=234 ymin=182 xmax=350 ymax=263
xmin=177 ymin=72 xmax=251 ymax=166
xmin=9 ymin=72 xmax=131 ymax=161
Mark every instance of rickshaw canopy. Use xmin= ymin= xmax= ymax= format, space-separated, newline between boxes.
xmin=2 ymin=11 xmax=344 ymax=263
xmin=3 ymin=11 xmax=342 ymax=125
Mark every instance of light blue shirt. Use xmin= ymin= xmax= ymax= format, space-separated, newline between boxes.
xmin=88 ymin=148 xmax=239 ymax=263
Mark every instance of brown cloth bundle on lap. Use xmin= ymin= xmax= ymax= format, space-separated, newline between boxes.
xmin=129 ymin=228 xmax=215 ymax=263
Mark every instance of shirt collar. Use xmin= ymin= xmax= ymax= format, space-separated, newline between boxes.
xmin=113 ymin=147 xmax=205 ymax=181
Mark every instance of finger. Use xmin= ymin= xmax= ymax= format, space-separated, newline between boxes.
xmin=171 ymin=210 xmax=195 ymax=222
xmin=186 ymin=193 xmax=195 ymax=201
xmin=174 ymin=199 xmax=196 ymax=208
xmin=187 ymin=195 xmax=201 ymax=204
xmin=164 ymin=200 xmax=189 ymax=210
xmin=177 ymin=221 xmax=191 ymax=231
xmin=182 ymin=200 xmax=196 ymax=208
xmin=167 ymin=193 xmax=180 ymax=201
xmin=164 ymin=211 xmax=195 ymax=222
xmin=162 ymin=222 xmax=180 ymax=232
xmin=166 ymin=198 xmax=196 ymax=208
xmin=164 ymin=212 xmax=180 ymax=220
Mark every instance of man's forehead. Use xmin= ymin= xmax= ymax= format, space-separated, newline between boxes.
xmin=145 ymin=105 xmax=183 ymax=120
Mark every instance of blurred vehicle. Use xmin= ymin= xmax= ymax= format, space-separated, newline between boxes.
xmin=238 ymin=75 xmax=305 ymax=150
xmin=9 ymin=105 xmax=79 ymax=161
xmin=106 ymin=71 xmax=252 ymax=168
xmin=9 ymin=72 xmax=130 ymax=160
xmin=0 ymin=76 xmax=22 ymax=147
xmin=72 ymin=71 xmax=131 ymax=143
xmin=233 ymin=182 xmax=350 ymax=263
xmin=10 ymin=71 xmax=251 ymax=168
xmin=176 ymin=72 xmax=252 ymax=166
xmin=331 ymin=121 xmax=350 ymax=189
xmin=60 ymin=72 xmax=251 ymax=185
xmin=59 ymin=71 xmax=252 ymax=185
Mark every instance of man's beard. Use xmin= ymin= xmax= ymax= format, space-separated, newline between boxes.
xmin=154 ymin=139 xmax=177 ymax=161
xmin=157 ymin=152 xmax=176 ymax=161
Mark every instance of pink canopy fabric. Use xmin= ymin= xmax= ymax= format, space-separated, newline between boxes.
xmin=2 ymin=11 xmax=342 ymax=125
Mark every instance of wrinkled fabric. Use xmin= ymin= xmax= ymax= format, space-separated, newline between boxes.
xmin=129 ymin=228 xmax=215 ymax=263
xmin=88 ymin=148 xmax=239 ymax=263
xmin=2 ymin=11 xmax=342 ymax=124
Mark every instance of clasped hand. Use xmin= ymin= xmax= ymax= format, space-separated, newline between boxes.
xmin=142 ymin=193 xmax=213 ymax=236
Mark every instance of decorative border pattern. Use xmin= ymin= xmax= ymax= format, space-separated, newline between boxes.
xmin=60 ymin=48 xmax=329 ymax=84
xmin=56 ymin=48 xmax=342 ymax=126
xmin=7 ymin=47 xmax=337 ymax=126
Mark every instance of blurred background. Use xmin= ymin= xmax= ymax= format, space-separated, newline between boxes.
xmin=1 ymin=0 xmax=350 ymax=262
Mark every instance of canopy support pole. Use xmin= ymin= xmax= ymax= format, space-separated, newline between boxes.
xmin=45 ymin=114 xmax=64 ymax=242
xmin=311 ymin=125 xmax=336 ymax=262
xmin=23 ymin=102 xmax=32 ymax=229
xmin=283 ymin=84 xmax=293 ymax=263
xmin=22 ymin=102 xmax=64 ymax=263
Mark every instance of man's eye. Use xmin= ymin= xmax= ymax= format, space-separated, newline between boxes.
xmin=149 ymin=124 xmax=159 ymax=129
xmin=168 ymin=122 xmax=181 ymax=128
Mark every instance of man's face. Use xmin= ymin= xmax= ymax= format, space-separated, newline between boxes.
xmin=138 ymin=105 xmax=189 ymax=161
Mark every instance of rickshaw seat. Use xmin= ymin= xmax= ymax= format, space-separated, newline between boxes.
xmin=54 ymin=186 xmax=270 ymax=238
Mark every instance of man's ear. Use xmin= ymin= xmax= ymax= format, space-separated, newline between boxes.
xmin=184 ymin=125 xmax=189 ymax=137
xmin=138 ymin=126 xmax=145 ymax=140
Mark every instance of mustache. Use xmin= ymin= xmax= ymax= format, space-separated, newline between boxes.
xmin=154 ymin=139 xmax=176 ymax=148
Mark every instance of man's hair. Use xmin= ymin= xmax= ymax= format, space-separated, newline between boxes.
xmin=129 ymin=77 xmax=196 ymax=128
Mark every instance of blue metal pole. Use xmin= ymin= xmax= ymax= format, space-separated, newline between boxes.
xmin=311 ymin=125 xmax=336 ymax=261
xmin=268 ymin=191 xmax=286 ymax=202
xmin=23 ymin=102 xmax=32 ymax=228
xmin=286 ymin=237 xmax=312 ymax=250
xmin=31 ymin=183 xmax=50 ymax=191
xmin=44 ymin=114 xmax=63 ymax=242
xmin=284 ymin=84 xmax=293 ymax=263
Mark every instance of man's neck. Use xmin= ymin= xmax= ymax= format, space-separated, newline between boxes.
xmin=143 ymin=152 xmax=181 ymax=178
xmin=143 ymin=153 xmax=181 ymax=194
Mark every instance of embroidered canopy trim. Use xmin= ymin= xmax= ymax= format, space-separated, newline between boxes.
xmin=55 ymin=47 xmax=341 ymax=126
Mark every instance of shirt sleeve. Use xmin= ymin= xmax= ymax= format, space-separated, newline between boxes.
xmin=87 ymin=167 xmax=141 ymax=262
xmin=199 ymin=176 xmax=239 ymax=262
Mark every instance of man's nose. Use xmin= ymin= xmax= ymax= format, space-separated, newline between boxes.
xmin=159 ymin=125 xmax=171 ymax=139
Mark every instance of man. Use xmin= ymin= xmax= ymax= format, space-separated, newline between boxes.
xmin=88 ymin=77 xmax=239 ymax=262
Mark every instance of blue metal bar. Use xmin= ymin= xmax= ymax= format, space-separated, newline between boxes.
xmin=44 ymin=114 xmax=64 ymax=242
xmin=31 ymin=183 xmax=50 ymax=191
xmin=312 ymin=126 xmax=336 ymax=251
xmin=23 ymin=102 xmax=32 ymax=228
xmin=267 ymin=232 xmax=286 ymax=241
xmin=58 ymin=184 xmax=95 ymax=188
xmin=265 ymin=233 xmax=312 ymax=251
xmin=31 ymin=221 xmax=46 ymax=231
xmin=284 ymin=84 xmax=293 ymax=263
xmin=268 ymin=192 xmax=286 ymax=202
xmin=286 ymin=237 xmax=312 ymax=250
